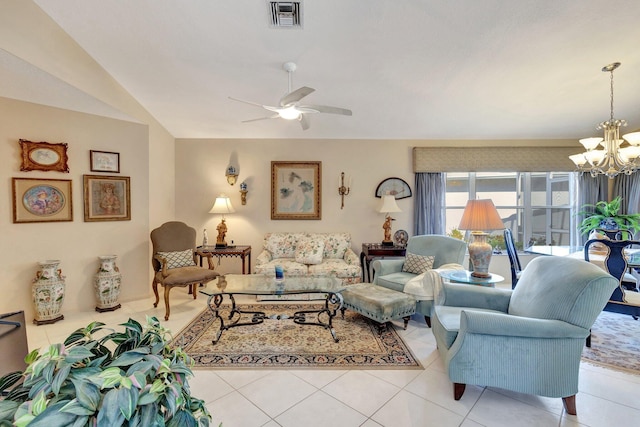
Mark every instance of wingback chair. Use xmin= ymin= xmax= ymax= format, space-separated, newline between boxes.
xmin=151 ymin=221 xmax=219 ymax=320
xmin=372 ymin=235 xmax=467 ymax=327
xmin=432 ymin=256 xmax=617 ymax=415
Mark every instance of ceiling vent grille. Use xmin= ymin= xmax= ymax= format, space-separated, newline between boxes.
xmin=268 ymin=1 xmax=302 ymax=28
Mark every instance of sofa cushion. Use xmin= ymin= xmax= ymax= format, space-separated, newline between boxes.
xmin=319 ymin=232 xmax=351 ymax=259
xmin=376 ymin=272 xmax=414 ymax=292
xmin=264 ymin=232 xmax=306 ymax=259
xmin=254 ymin=259 xmax=309 ymax=276
xmin=402 ymin=253 xmax=434 ymax=274
xmin=308 ymin=259 xmax=361 ymax=278
xmin=295 ymin=238 xmax=324 ymax=265
xmin=156 ymin=249 xmax=195 ymax=269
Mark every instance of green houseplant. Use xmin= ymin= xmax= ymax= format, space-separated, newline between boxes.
xmin=0 ymin=316 xmax=211 ymax=427
xmin=577 ymin=196 xmax=640 ymax=235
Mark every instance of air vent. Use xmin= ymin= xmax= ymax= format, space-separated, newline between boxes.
xmin=268 ymin=1 xmax=303 ymax=28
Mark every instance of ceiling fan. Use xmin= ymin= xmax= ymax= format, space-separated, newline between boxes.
xmin=229 ymin=62 xmax=352 ymax=130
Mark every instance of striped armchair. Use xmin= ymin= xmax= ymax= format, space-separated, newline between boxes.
xmin=431 ymin=256 xmax=617 ymax=415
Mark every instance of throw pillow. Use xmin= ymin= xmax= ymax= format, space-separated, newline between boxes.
xmin=156 ymin=249 xmax=196 ymax=269
xmin=295 ymin=239 xmax=324 ymax=265
xmin=402 ymin=253 xmax=435 ymax=274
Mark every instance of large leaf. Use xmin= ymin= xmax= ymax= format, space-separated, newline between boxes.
xmin=65 ymin=346 xmax=97 ymax=363
xmin=59 ymin=399 xmax=95 ymax=416
xmin=167 ymin=409 xmax=198 ymax=427
xmin=0 ymin=401 xmax=20 ymax=422
xmin=51 ymin=364 xmax=71 ymax=395
xmin=70 ymin=378 xmax=101 ymax=411
xmin=27 ymin=401 xmax=79 ymax=427
xmin=110 ymin=348 xmax=150 ymax=367
xmin=96 ymin=389 xmax=125 ymax=426
xmin=116 ymin=386 xmax=139 ymax=420
xmin=0 ymin=371 xmax=23 ymax=394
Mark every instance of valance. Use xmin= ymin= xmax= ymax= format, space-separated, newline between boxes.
xmin=413 ymin=146 xmax=580 ymax=173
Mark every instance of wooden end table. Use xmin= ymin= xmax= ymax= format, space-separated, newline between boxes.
xmin=196 ymin=245 xmax=252 ymax=274
xmin=360 ymin=243 xmax=407 ymax=283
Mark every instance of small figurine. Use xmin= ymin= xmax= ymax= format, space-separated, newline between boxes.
xmin=203 ymin=228 xmax=209 ymax=246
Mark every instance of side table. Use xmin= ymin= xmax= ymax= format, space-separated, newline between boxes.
xmin=439 ymin=270 xmax=504 ymax=287
xmin=196 ymin=245 xmax=252 ymax=274
xmin=360 ymin=243 xmax=407 ymax=283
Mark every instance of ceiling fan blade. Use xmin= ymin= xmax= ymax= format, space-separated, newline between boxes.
xmin=241 ymin=114 xmax=280 ymax=123
xmin=298 ymin=104 xmax=352 ymax=116
xmin=299 ymin=114 xmax=310 ymax=130
xmin=280 ymin=86 xmax=315 ymax=106
xmin=229 ymin=96 xmax=280 ymax=112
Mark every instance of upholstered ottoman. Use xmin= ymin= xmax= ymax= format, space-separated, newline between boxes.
xmin=340 ymin=283 xmax=416 ymax=332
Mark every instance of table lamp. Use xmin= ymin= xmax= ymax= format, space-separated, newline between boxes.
xmin=459 ymin=199 xmax=504 ymax=277
xmin=209 ymin=194 xmax=235 ymax=248
xmin=379 ymin=194 xmax=402 ymax=246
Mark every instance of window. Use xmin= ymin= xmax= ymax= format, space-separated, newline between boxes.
xmin=445 ymin=172 xmax=576 ymax=250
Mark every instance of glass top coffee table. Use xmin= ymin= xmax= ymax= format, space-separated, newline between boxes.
xmin=200 ymin=274 xmax=345 ymax=344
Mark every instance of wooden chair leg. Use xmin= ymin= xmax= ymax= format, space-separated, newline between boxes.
xmin=562 ymin=395 xmax=576 ymax=415
xmin=424 ymin=316 xmax=431 ymax=328
xmin=152 ymin=279 xmax=159 ymax=308
xmin=453 ymin=383 xmax=466 ymax=400
xmin=163 ymin=286 xmax=172 ymax=321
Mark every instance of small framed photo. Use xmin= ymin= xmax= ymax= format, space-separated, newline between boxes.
xmin=12 ymin=178 xmax=73 ymax=223
xmin=271 ymin=161 xmax=321 ymax=220
xmin=19 ymin=139 xmax=69 ymax=173
xmin=83 ymin=175 xmax=131 ymax=222
xmin=90 ymin=150 xmax=120 ymax=173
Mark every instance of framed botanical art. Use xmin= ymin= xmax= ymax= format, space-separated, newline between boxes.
xmin=19 ymin=139 xmax=69 ymax=173
xmin=90 ymin=150 xmax=120 ymax=173
xmin=12 ymin=178 xmax=73 ymax=223
xmin=271 ymin=161 xmax=321 ymax=220
xmin=83 ymin=175 xmax=131 ymax=222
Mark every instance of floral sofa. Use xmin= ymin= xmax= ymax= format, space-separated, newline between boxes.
xmin=254 ymin=232 xmax=362 ymax=285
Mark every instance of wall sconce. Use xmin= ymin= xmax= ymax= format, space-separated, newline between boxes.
xmin=226 ymin=166 xmax=238 ymax=185
xmin=338 ymin=172 xmax=350 ymax=209
xmin=239 ymin=181 xmax=248 ymax=205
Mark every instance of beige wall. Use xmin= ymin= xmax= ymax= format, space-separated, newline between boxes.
xmin=0 ymin=97 xmax=151 ymax=319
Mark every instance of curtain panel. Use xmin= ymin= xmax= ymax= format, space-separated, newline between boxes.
xmin=414 ymin=173 xmax=445 ymax=235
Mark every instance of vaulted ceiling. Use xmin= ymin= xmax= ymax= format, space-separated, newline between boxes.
xmin=5 ymin=1 xmax=640 ymax=140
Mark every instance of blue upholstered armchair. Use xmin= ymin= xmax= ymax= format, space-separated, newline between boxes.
xmin=372 ymin=235 xmax=467 ymax=327
xmin=432 ymin=256 xmax=617 ymax=415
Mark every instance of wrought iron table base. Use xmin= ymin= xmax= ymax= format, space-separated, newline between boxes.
xmin=205 ymin=292 xmax=343 ymax=344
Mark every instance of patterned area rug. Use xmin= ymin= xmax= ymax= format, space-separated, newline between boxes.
xmin=171 ymin=303 xmax=422 ymax=369
xmin=582 ymin=310 xmax=640 ymax=374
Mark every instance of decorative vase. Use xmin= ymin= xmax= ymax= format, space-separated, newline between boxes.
xmin=94 ymin=255 xmax=122 ymax=312
xmin=32 ymin=260 xmax=65 ymax=325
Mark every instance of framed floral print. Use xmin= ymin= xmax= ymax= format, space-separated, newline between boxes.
xmin=12 ymin=178 xmax=73 ymax=223
xmin=271 ymin=161 xmax=321 ymax=220
xmin=90 ymin=150 xmax=120 ymax=173
xmin=19 ymin=139 xmax=69 ymax=173
xmin=83 ymin=175 xmax=131 ymax=222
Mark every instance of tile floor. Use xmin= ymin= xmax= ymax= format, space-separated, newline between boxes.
xmin=25 ymin=291 xmax=640 ymax=427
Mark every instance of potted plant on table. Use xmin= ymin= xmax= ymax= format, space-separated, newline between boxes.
xmin=0 ymin=316 xmax=212 ymax=427
xmin=578 ymin=196 xmax=640 ymax=236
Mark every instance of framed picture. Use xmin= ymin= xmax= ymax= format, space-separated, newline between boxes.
xmin=19 ymin=139 xmax=69 ymax=173
xmin=83 ymin=175 xmax=131 ymax=222
xmin=271 ymin=161 xmax=321 ymax=220
xmin=375 ymin=177 xmax=412 ymax=199
xmin=12 ymin=178 xmax=73 ymax=223
xmin=90 ymin=150 xmax=120 ymax=173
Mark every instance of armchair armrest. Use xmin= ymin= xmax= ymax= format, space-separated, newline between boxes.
xmin=371 ymin=258 xmax=405 ymax=277
xmin=256 ymin=250 xmax=273 ymax=266
xmin=438 ymin=282 xmax=512 ymax=312
xmin=344 ymin=248 xmax=359 ymax=265
xmin=153 ymin=254 xmax=169 ymax=277
xmin=459 ymin=310 xmax=589 ymax=339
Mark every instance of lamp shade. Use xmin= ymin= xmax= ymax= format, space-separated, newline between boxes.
xmin=459 ymin=199 xmax=504 ymax=231
xmin=378 ymin=195 xmax=402 ymax=214
xmin=209 ymin=194 xmax=236 ymax=214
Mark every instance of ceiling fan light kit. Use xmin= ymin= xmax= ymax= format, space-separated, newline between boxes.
xmin=229 ymin=61 xmax=352 ymax=130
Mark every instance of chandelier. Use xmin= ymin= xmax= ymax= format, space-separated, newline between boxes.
xmin=569 ymin=62 xmax=640 ymax=178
